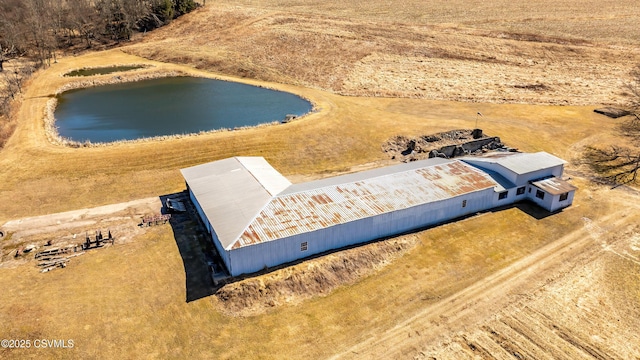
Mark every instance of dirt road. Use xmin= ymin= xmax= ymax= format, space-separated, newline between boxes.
xmin=0 ymin=196 xmax=163 ymax=268
xmin=332 ymin=193 xmax=640 ymax=359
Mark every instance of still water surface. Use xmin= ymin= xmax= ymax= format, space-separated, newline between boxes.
xmin=55 ymin=77 xmax=312 ymax=143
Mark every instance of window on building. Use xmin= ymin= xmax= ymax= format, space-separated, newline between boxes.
xmin=498 ymin=191 xmax=508 ymax=200
xmin=300 ymin=242 xmax=308 ymax=251
xmin=559 ymin=192 xmax=569 ymax=201
xmin=517 ymin=187 xmax=526 ymax=195
xmin=462 ymin=200 xmax=467 ymax=208
xmin=536 ymin=190 xmax=545 ymax=199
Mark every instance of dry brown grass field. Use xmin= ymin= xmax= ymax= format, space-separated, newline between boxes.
xmin=127 ymin=0 xmax=640 ymax=105
xmin=1 ymin=1 xmax=639 ymax=359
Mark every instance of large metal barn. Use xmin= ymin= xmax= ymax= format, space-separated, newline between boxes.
xmin=181 ymin=152 xmax=576 ymax=276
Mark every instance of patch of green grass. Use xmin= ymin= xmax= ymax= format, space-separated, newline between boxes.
xmin=63 ymin=65 xmax=148 ymax=77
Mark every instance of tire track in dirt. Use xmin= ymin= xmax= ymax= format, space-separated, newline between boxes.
xmin=330 ymin=208 xmax=633 ymax=359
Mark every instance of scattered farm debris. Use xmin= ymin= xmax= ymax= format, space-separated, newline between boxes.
xmin=383 ymin=129 xmax=513 ymax=162
xmin=31 ymin=229 xmax=114 ymax=273
xmin=282 ymin=114 xmax=297 ymax=123
xmin=593 ymin=107 xmax=631 ymax=118
xmin=165 ymin=198 xmax=186 ymax=213
xmin=24 ymin=244 xmax=38 ymax=253
xmin=141 ymin=214 xmax=172 ymax=226
xmin=0 ymin=197 xmax=161 ymax=271
xmin=35 ymin=246 xmax=80 ymax=260
xmin=35 ymin=246 xmax=81 ymax=272
xmin=82 ymin=229 xmax=114 ymax=250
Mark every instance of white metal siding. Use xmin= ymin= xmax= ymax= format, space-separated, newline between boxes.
xmin=226 ymin=188 xmax=496 ymax=276
xmin=492 ymin=187 xmax=517 ymax=207
xmin=182 ymin=154 xmax=575 ymax=276
xmin=549 ymin=190 xmax=576 ymax=212
xmin=514 ymin=165 xmax=563 ymax=186
xmin=526 ymin=188 xmax=554 ymax=211
xmin=189 ymin=188 xmax=210 ymax=233
xmin=189 ymin=187 xmax=232 ymax=272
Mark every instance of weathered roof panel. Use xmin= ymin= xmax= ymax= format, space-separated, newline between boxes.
xmin=234 ymin=160 xmax=498 ymax=249
xmin=531 ymin=177 xmax=577 ymax=195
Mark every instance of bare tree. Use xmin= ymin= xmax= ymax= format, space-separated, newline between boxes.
xmin=1 ymin=64 xmax=33 ymax=99
xmin=584 ymin=65 xmax=640 ymax=186
xmin=584 ymin=146 xmax=640 ymax=186
xmin=66 ymin=0 xmax=101 ymax=48
xmin=0 ymin=1 xmax=29 ymax=63
xmin=626 ymin=65 xmax=640 ymax=113
xmin=0 ymin=44 xmax=4 ymax=71
xmin=21 ymin=0 xmax=57 ymax=66
xmin=97 ymin=0 xmax=149 ymax=41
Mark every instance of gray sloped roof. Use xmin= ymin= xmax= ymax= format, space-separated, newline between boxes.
xmin=474 ymin=168 xmax=516 ymax=191
xmin=180 ymin=157 xmax=291 ymax=249
xmin=462 ymin=152 xmax=566 ymax=175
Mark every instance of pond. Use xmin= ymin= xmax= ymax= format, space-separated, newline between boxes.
xmin=54 ymin=77 xmax=313 ymax=143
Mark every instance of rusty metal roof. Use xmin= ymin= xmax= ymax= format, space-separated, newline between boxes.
xmin=531 ymin=177 xmax=577 ymax=195
xmin=233 ymin=159 xmax=498 ymax=249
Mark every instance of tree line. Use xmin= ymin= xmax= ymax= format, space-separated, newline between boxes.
xmin=0 ymin=0 xmax=199 ymax=69
xmin=0 ymin=0 xmax=199 ymax=107
xmin=0 ymin=0 xmax=199 ymax=147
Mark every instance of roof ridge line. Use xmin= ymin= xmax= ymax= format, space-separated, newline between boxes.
xmin=236 ymin=156 xmax=284 ymax=197
xmin=276 ymin=158 xmax=458 ymax=197
xmin=226 ymin=199 xmax=273 ymax=251
xmin=224 ymin=157 xmax=278 ymax=250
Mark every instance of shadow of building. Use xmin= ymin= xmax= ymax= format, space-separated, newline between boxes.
xmin=162 ymin=188 xmax=559 ymax=302
xmin=161 ymin=192 xmax=217 ymax=303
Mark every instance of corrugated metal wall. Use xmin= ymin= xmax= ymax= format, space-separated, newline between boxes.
xmin=184 ymin=157 xmax=574 ymax=276
xmin=525 ymin=185 xmax=576 ymax=212
xmin=526 ymin=186 xmax=553 ymax=210
xmin=226 ymin=188 xmax=496 ymax=276
xmin=550 ymin=191 xmax=575 ymax=212
xmin=464 ymin=161 xmax=564 ymax=187
xmin=517 ymin=167 xmax=563 ymax=185
xmin=188 ymin=187 xmax=232 ymax=272
xmin=188 ymin=188 xmax=209 ymax=233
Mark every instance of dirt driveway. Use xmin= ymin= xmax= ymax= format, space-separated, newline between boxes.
xmin=332 ymin=186 xmax=640 ymax=359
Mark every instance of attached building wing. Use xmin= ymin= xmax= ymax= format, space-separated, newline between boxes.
xmin=462 ymin=152 xmax=566 ymax=175
xmin=531 ymin=177 xmax=577 ymax=195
